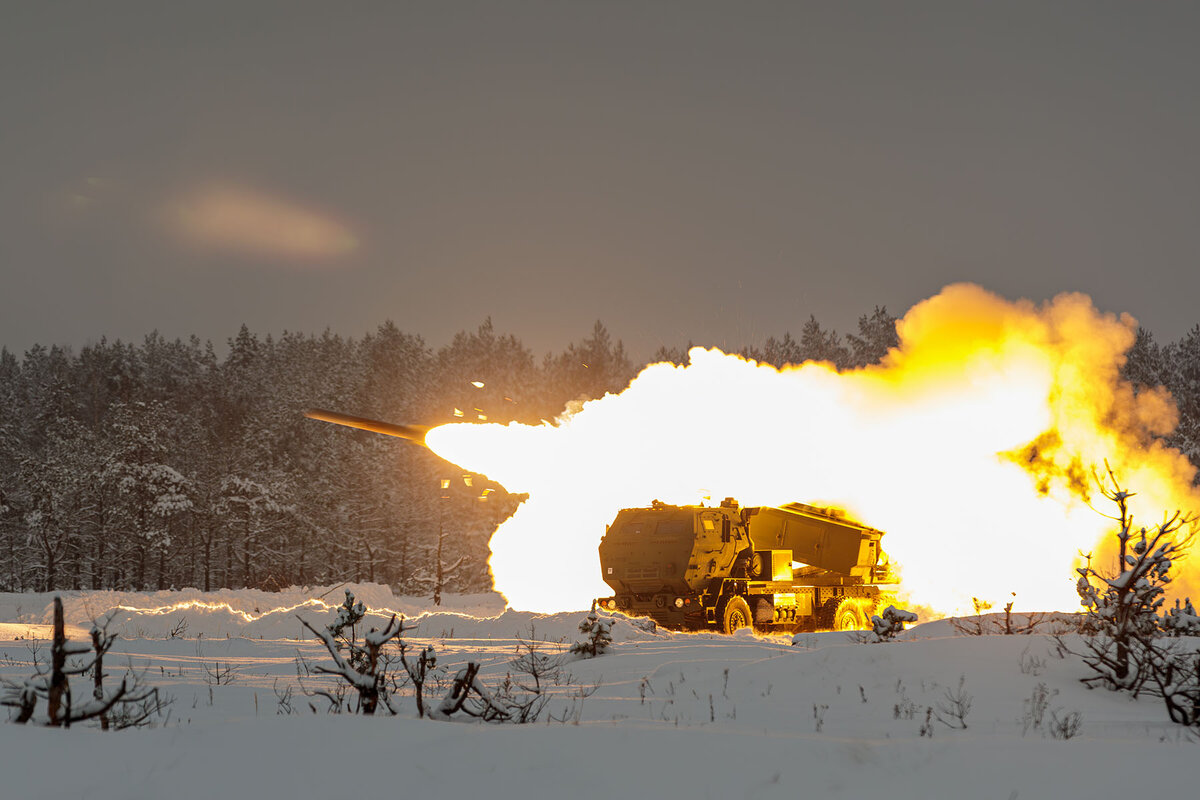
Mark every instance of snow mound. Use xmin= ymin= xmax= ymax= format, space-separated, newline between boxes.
xmin=0 ymin=585 xmax=508 ymax=640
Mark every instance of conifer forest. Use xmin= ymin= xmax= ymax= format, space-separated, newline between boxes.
xmin=1 ymin=309 xmax=1196 ymax=597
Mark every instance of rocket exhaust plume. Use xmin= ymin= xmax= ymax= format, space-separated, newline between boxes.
xmin=414 ymin=284 xmax=1198 ymax=614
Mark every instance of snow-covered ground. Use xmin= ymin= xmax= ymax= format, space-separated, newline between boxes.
xmin=1 ymin=585 xmax=1195 ymax=800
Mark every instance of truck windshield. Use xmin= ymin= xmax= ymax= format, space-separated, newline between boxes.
xmin=617 ymin=516 xmax=692 ymax=540
xmin=654 ymin=519 xmax=690 ymax=538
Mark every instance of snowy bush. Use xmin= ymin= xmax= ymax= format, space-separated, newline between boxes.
xmin=870 ymin=605 xmax=917 ymax=641
xmin=296 ymin=590 xmax=409 ymax=715
xmin=570 ymin=610 xmax=614 ymax=658
xmin=1142 ymin=646 xmax=1200 ymax=727
xmin=1161 ymin=597 xmax=1200 ymax=637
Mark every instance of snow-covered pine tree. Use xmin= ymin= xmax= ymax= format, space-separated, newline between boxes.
xmin=17 ymin=431 xmax=77 ymax=592
xmin=1169 ymin=325 xmax=1200 ymax=477
xmin=1074 ymin=470 xmax=1195 ymax=694
xmin=1140 ymin=325 xmax=1200 ymax=480
xmin=648 ymin=342 xmax=694 ymax=367
xmin=845 ymin=306 xmax=900 ymax=368
xmin=1121 ymin=327 xmax=1168 ymax=395
xmin=570 ymin=609 xmax=614 ymax=658
xmin=743 ymin=332 xmax=804 ymax=369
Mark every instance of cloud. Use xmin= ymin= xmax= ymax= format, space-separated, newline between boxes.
xmin=167 ymin=182 xmax=359 ymax=261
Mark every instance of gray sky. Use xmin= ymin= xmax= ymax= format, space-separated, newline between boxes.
xmin=3 ymin=2 xmax=1200 ymax=359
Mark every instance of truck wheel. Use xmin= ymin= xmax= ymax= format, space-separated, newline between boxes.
xmin=830 ymin=597 xmax=871 ymax=631
xmin=721 ymin=597 xmax=753 ymax=634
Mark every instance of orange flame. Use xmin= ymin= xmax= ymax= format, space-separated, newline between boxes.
xmin=425 ymin=284 xmax=1199 ymax=614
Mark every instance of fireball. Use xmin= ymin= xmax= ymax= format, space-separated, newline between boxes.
xmin=426 ymin=284 xmax=1199 ymax=614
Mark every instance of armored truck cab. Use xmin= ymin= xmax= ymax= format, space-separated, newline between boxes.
xmin=597 ymin=499 xmax=893 ymax=633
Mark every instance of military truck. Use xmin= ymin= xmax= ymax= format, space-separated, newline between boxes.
xmin=596 ymin=499 xmax=895 ymax=634
xmin=299 ymin=411 xmax=895 ymax=633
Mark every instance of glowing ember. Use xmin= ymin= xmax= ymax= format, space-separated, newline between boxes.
xmin=425 ymin=284 xmax=1199 ymax=615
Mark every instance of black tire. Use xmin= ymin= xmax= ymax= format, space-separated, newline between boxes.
xmin=721 ymin=596 xmax=753 ymax=634
xmin=829 ymin=596 xmax=872 ymax=632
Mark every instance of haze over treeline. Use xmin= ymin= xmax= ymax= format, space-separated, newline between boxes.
xmin=0 ymin=310 xmax=1197 ymax=596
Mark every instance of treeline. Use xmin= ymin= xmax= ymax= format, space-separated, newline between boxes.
xmin=1121 ymin=326 xmax=1200 ymax=470
xmin=0 ymin=318 xmax=641 ymax=595
xmin=0 ymin=308 xmax=1195 ymax=596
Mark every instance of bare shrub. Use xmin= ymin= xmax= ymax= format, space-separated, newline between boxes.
xmin=1019 ymin=647 xmax=1046 ymax=676
xmin=1020 ymin=682 xmax=1056 ymax=735
xmin=396 ymin=638 xmax=438 ymax=718
xmin=934 ymin=675 xmax=972 ymax=730
xmin=950 ymin=598 xmax=993 ymax=636
xmin=918 ymin=706 xmax=934 ymax=737
xmin=273 ymin=679 xmax=295 ymax=715
xmin=1 ymin=596 xmax=167 ymax=729
xmin=434 ymin=629 xmax=597 ymax=724
xmin=202 ymin=661 xmax=239 ymax=686
xmin=1048 ymin=708 xmax=1082 ymax=740
xmin=812 ymin=703 xmax=828 ymax=733
xmin=951 ymin=594 xmax=1046 ymax=636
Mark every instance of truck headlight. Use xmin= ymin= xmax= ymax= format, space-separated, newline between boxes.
xmin=673 ymin=597 xmax=685 ymax=609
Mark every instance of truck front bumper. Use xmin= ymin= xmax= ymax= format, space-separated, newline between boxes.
xmin=596 ymin=594 xmax=707 ymax=630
